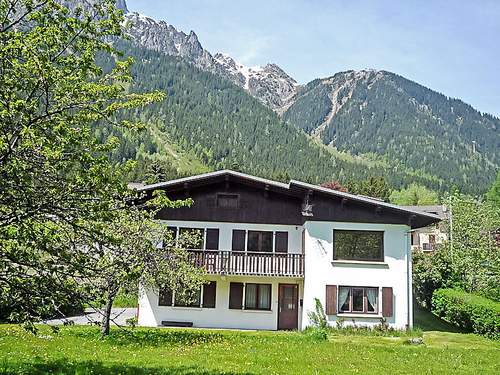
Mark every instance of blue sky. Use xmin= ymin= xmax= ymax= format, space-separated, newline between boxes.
xmin=127 ymin=0 xmax=500 ymax=117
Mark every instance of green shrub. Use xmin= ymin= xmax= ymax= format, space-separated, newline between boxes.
xmin=307 ymin=298 xmax=328 ymax=330
xmin=432 ymin=289 xmax=500 ymax=340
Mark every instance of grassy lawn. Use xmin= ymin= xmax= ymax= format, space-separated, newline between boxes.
xmin=0 ymin=324 xmax=498 ymax=375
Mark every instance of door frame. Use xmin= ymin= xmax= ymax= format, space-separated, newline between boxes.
xmin=277 ymin=283 xmax=299 ymax=330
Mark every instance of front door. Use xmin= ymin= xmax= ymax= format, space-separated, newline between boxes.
xmin=278 ymin=284 xmax=298 ymax=330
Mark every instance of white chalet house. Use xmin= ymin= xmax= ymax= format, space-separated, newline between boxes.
xmin=135 ymin=170 xmax=440 ymax=330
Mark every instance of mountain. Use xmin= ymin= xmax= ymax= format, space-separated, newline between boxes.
xmin=282 ymin=70 xmax=499 ymax=191
xmin=121 ymin=11 xmax=298 ymax=111
xmin=67 ymin=0 xmax=499 ymax=193
xmin=100 ymin=40 xmax=444 ymax=191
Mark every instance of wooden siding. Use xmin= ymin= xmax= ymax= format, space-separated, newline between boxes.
xmin=153 ymin=178 xmax=430 ymax=227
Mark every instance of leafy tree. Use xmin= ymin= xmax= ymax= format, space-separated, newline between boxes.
xmin=0 ymin=0 xmax=205 ymax=332
xmin=88 ymin=194 xmax=205 ymax=336
xmin=390 ymin=183 xmax=438 ymax=205
xmin=447 ymin=193 xmax=500 ymax=300
xmin=486 ymin=170 xmax=500 ymax=207
xmin=413 ymin=192 xmax=500 ymax=307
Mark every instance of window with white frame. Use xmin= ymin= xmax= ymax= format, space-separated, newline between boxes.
xmin=338 ymin=286 xmax=378 ymax=314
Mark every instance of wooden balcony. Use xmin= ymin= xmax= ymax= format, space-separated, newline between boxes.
xmin=186 ymin=250 xmax=304 ymax=277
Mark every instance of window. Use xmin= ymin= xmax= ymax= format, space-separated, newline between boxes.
xmin=244 ymin=283 xmax=271 ymax=310
xmin=158 ymin=282 xmax=217 ymax=308
xmin=217 ymin=193 xmax=239 ymax=209
xmin=338 ymin=286 xmax=378 ymax=314
xmin=232 ymin=230 xmax=246 ymax=251
xmin=275 ymin=231 xmax=288 ymax=253
xmin=202 ymin=281 xmax=217 ymax=308
xmin=174 ymin=287 xmax=201 ymax=307
xmin=158 ymin=287 xmax=173 ymax=306
xmin=205 ymin=229 xmax=219 ymax=250
xmin=163 ymin=226 xmax=178 ymax=249
xmin=179 ymin=227 xmax=204 ymax=249
xmin=229 ymin=282 xmax=243 ymax=309
xmin=333 ymin=230 xmax=384 ymax=261
xmin=247 ymin=231 xmax=273 ymax=252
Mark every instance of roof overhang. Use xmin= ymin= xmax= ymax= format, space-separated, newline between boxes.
xmin=133 ymin=170 xmax=441 ymax=229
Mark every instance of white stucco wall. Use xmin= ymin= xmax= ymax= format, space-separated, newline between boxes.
xmin=301 ymin=221 xmax=412 ymax=330
xmin=138 ymin=275 xmax=303 ymax=330
xmin=138 ymin=219 xmax=412 ymax=331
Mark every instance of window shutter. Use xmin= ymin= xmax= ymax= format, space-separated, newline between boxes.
xmin=382 ymin=287 xmax=393 ymax=317
xmin=205 ymin=229 xmax=219 ymax=250
xmin=202 ymin=281 xmax=217 ymax=308
xmin=325 ymin=285 xmax=337 ymax=315
xmin=232 ymin=230 xmax=246 ymax=251
xmin=158 ymin=287 xmax=173 ymax=306
xmin=275 ymin=231 xmax=288 ymax=253
xmin=229 ymin=282 xmax=243 ymax=309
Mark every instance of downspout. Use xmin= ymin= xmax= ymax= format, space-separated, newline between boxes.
xmin=406 ymin=229 xmax=413 ymax=329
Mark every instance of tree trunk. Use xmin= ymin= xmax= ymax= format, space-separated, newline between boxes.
xmin=101 ymin=282 xmax=118 ymax=336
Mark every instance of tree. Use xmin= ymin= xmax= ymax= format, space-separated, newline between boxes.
xmin=0 ymin=0 xmax=172 ymax=328
xmin=447 ymin=193 xmax=500 ymax=300
xmin=486 ymin=170 xmax=500 ymax=207
xmin=88 ymin=193 xmax=205 ymax=336
xmin=348 ymin=176 xmax=391 ymax=202
xmin=389 ymin=183 xmax=438 ymax=205
xmin=412 ymin=192 xmax=500 ymax=307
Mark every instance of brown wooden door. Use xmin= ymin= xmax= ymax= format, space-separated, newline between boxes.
xmin=278 ymin=284 xmax=298 ymax=330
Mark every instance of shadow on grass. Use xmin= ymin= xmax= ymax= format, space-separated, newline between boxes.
xmin=413 ymin=306 xmax=464 ymax=333
xmin=1 ymin=359 xmax=254 ymax=375
xmin=68 ymin=327 xmax=227 ymax=347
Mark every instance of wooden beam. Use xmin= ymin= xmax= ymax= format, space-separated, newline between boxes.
xmin=341 ymin=198 xmax=348 ymax=209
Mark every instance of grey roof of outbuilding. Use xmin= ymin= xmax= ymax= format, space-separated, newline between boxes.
xmin=401 ymin=205 xmax=448 ymax=219
xmin=134 ymin=169 xmax=442 ymax=222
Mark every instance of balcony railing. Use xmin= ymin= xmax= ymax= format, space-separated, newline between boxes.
xmin=186 ymin=250 xmax=304 ymax=277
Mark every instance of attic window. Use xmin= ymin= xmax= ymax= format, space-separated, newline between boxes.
xmin=216 ymin=193 xmax=239 ymax=209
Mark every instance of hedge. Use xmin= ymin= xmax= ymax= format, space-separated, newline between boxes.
xmin=432 ymin=288 xmax=500 ymax=340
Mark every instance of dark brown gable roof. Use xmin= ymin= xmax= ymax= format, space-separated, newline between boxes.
xmin=134 ymin=170 xmax=441 ymax=229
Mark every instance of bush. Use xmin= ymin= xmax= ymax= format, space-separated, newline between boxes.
xmin=307 ymin=298 xmax=328 ymax=330
xmin=432 ymin=289 xmax=500 ymax=340
xmin=412 ymin=247 xmax=454 ymax=309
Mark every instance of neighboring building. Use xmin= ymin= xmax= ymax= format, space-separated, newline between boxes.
xmin=403 ymin=205 xmax=448 ymax=252
xmin=135 ymin=170 xmax=440 ymax=331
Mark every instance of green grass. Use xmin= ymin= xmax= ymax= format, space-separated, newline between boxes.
xmin=413 ymin=305 xmax=464 ymax=333
xmin=0 ymin=324 xmax=498 ymax=374
xmin=112 ymin=292 xmax=138 ymax=308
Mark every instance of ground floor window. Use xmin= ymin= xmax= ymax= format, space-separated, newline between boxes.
xmin=338 ymin=286 xmax=378 ymax=314
xmin=245 ymin=283 xmax=271 ymax=310
xmin=228 ymin=282 xmax=272 ymax=310
xmin=158 ymin=281 xmax=217 ymax=308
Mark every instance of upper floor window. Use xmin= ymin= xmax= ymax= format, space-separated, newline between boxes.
xmin=217 ymin=193 xmax=239 ymax=209
xmin=248 ymin=231 xmax=273 ymax=252
xmin=333 ymin=230 xmax=384 ymax=261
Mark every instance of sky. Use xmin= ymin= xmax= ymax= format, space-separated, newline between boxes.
xmin=127 ymin=0 xmax=500 ymax=117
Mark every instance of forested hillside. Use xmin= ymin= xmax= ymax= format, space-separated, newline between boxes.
xmin=98 ymin=42 xmax=445 ymax=189
xmin=283 ymin=70 xmax=499 ymax=193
